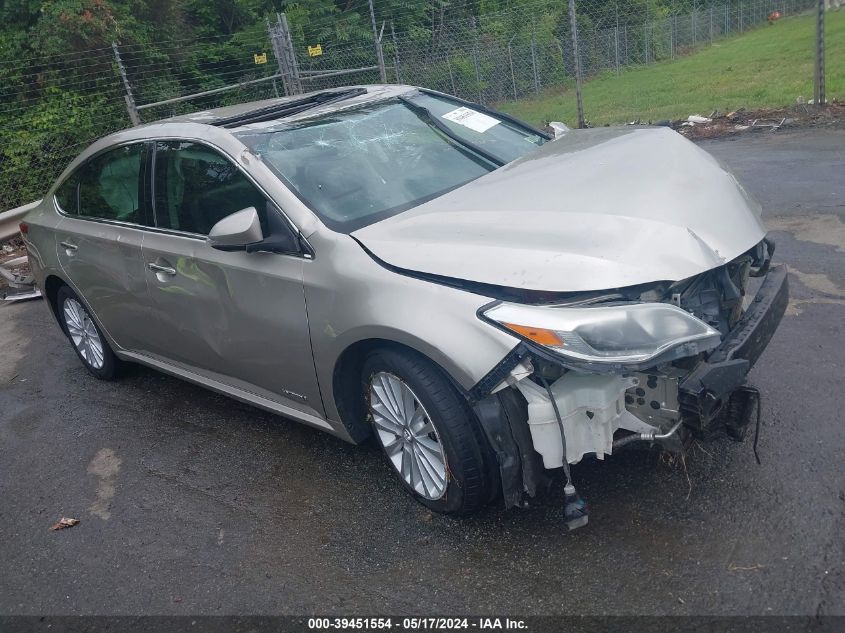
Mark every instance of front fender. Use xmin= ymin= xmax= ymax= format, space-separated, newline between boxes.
xmin=304 ymin=230 xmax=519 ymax=425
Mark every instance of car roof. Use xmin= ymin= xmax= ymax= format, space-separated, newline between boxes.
xmin=57 ymin=84 xmax=419 ymax=182
xmin=163 ymin=84 xmax=416 ymax=128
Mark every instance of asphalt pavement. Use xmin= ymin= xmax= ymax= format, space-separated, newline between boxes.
xmin=1 ymin=128 xmax=843 ymax=616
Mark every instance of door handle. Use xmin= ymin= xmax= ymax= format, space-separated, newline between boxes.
xmin=148 ymin=262 xmax=176 ymax=276
xmin=60 ymin=241 xmax=78 ymax=252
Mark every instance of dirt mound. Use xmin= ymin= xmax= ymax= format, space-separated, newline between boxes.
xmin=673 ymin=101 xmax=845 ymax=140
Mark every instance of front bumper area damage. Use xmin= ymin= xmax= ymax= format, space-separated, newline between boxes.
xmin=470 ymin=241 xmax=789 ymax=515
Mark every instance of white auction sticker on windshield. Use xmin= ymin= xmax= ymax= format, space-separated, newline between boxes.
xmin=441 ymin=107 xmax=500 ymax=133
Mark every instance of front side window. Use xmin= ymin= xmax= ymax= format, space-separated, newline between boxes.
xmin=55 ymin=143 xmax=145 ymax=221
xmin=152 ymin=141 xmax=267 ymax=235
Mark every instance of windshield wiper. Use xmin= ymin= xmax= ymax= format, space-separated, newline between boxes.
xmin=417 ymin=88 xmax=551 ymax=140
xmin=213 ymin=88 xmax=367 ymax=128
xmin=398 ymin=96 xmax=505 ymax=168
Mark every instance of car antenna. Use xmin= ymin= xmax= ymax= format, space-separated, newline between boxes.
xmin=538 ymin=375 xmax=589 ymax=530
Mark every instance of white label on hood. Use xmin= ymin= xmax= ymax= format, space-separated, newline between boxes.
xmin=441 ymin=107 xmax=500 ymax=133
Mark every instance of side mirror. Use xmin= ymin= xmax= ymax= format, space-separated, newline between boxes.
xmin=208 ymin=207 xmax=263 ymax=251
xmin=244 ymin=202 xmax=303 ymax=255
xmin=549 ymin=121 xmax=570 ymax=139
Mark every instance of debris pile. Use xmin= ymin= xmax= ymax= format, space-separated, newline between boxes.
xmin=1 ymin=236 xmax=39 ymax=301
xmin=0 ymin=237 xmax=29 ymax=287
xmin=672 ymin=101 xmax=845 ymax=140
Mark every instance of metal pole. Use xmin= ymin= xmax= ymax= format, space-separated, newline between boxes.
xmin=390 ymin=20 xmax=401 ymax=83
xmin=368 ymin=0 xmax=387 ymax=83
xmin=692 ymin=9 xmax=697 ymax=47
xmin=614 ymin=2 xmax=620 ymax=74
xmin=710 ymin=6 xmax=714 ymax=44
xmin=268 ymin=18 xmax=288 ymax=95
xmin=471 ymin=18 xmax=483 ymax=104
xmin=112 ymin=42 xmax=141 ymax=126
xmin=567 ymin=0 xmax=585 ymax=128
xmin=624 ymin=25 xmax=628 ymax=65
xmin=447 ymin=56 xmax=457 ymax=95
xmin=271 ymin=13 xmax=302 ymax=95
xmin=531 ymin=30 xmax=540 ymax=95
xmin=671 ymin=14 xmax=675 ymax=59
xmin=814 ymin=0 xmax=825 ymax=105
xmin=615 ymin=27 xmax=620 ymax=74
xmin=508 ymin=38 xmax=518 ymax=100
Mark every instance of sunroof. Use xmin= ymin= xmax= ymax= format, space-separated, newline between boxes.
xmin=211 ymin=88 xmax=367 ymax=128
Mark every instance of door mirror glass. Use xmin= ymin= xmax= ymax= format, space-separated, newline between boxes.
xmin=207 ymin=206 xmax=264 ymax=251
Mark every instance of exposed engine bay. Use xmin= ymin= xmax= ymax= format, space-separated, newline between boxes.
xmin=470 ymin=237 xmax=788 ymax=524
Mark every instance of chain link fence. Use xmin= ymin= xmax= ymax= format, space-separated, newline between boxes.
xmin=0 ymin=0 xmax=831 ymax=214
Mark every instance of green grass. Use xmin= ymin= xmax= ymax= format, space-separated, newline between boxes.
xmin=498 ymin=10 xmax=845 ymax=127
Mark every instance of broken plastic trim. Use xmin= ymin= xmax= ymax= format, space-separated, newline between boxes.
xmin=472 ymin=388 xmax=550 ymax=509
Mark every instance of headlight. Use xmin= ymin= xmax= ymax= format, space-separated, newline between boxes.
xmin=482 ymin=301 xmax=721 ymax=365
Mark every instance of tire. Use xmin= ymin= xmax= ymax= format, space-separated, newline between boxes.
xmin=56 ymin=285 xmax=121 ymax=380
xmin=362 ymin=348 xmax=495 ymax=515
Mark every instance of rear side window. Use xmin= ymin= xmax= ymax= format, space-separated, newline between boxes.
xmin=152 ymin=141 xmax=266 ymax=235
xmin=54 ymin=172 xmax=80 ymax=214
xmin=76 ymin=144 xmax=146 ymax=223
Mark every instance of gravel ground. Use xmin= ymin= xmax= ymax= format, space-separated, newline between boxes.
xmin=0 ymin=128 xmax=843 ymax=616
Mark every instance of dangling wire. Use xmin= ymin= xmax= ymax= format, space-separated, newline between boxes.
xmin=538 ymin=374 xmax=572 ymax=485
xmin=538 ymin=374 xmax=589 ymax=530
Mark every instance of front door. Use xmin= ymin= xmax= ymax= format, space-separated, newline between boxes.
xmin=140 ymin=140 xmax=323 ymax=418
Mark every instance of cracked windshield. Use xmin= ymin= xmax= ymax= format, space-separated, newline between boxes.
xmin=236 ymin=93 xmax=546 ymax=231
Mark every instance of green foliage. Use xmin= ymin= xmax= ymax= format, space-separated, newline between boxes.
xmin=0 ymin=0 xmax=837 ymax=211
xmin=0 ymin=86 xmax=122 ymax=206
xmin=499 ymin=11 xmax=845 ymax=127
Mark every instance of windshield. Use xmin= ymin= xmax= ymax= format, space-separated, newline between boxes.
xmin=234 ymin=92 xmax=547 ymax=232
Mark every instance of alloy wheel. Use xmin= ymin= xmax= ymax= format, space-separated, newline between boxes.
xmin=63 ymin=298 xmax=105 ymax=370
xmin=369 ymin=371 xmax=448 ymax=500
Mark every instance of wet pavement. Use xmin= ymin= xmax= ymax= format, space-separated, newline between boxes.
xmin=1 ymin=128 xmax=843 ymax=616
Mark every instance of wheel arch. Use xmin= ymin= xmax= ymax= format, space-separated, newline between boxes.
xmin=331 ymin=336 xmax=472 ymax=444
xmin=43 ymin=273 xmax=70 ymax=325
xmin=41 ymin=273 xmax=120 ymax=353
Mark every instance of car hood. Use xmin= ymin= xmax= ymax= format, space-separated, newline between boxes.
xmin=351 ymin=127 xmax=767 ymax=293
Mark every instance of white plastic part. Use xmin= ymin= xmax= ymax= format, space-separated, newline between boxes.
xmin=516 ymin=374 xmax=656 ymax=468
xmin=549 ymin=121 xmax=570 ymax=138
xmin=490 ymin=359 xmax=534 ymax=394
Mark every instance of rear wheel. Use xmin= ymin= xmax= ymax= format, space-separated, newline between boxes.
xmin=56 ymin=285 xmax=121 ymax=380
xmin=362 ymin=348 xmax=495 ymax=515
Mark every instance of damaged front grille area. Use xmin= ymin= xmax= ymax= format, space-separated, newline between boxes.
xmin=470 ymin=238 xmax=787 ymax=512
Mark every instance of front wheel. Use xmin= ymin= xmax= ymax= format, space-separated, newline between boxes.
xmin=362 ymin=348 xmax=496 ymax=515
xmin=56 ymin=285 xmax=121 ymax=380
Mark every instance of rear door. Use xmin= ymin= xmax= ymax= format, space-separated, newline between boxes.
xmin=140 ymin=140 xmax=323 ymax=417
xmin=54 ymin=142 xmax=153 ymax=352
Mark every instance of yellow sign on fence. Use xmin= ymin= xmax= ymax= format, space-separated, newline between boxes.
xmin=307 ymin=44 xmax=323 ymax=57
xmin=253 ymin=53 xmax=267 ymax=64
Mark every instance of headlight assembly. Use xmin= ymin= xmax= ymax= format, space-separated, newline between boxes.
xmin=482 ymin=301 xmax=721 ymax=366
